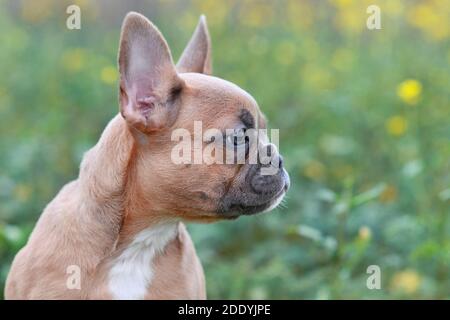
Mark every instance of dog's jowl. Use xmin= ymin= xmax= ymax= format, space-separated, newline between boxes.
xmin=5 ymin=12 xmax=289 ymax=300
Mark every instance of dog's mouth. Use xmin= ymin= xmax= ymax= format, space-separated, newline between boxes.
xmin=220 ymin=177 xmax=289 ymax=219
xmin=237 ymin=185 xmax=287 ymax=215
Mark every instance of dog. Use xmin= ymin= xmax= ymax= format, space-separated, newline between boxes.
xmin=5 ymin=12 xmax=290 ymax=300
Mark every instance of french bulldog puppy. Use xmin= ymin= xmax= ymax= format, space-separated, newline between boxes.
xmin=5 ymin=12 xmax=289 ymax=300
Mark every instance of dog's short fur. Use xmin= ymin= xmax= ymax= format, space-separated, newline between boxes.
xmin=5 ymin=12 xmax=289 ymax=299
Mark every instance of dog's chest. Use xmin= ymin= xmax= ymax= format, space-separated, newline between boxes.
xmin=108 ymin=223 xmax=178 ymax=300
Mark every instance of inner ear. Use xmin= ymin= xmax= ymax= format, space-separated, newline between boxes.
xmin=118 ymin=12 xmax=183 ymax=133
xmin=177 ymin=15 xmax=212 ymax=75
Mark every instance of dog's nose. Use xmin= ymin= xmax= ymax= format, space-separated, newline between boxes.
xmin=250 ymin=174 xmax=279 ymax=195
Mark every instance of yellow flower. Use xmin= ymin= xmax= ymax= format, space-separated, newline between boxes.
xmin=397 ymin=79 xmax=422 ymax=105
xmin=391 ymin=270 xmax=421 ymax=294
xmin=386 ymin=116 xmax=408 ymax=136
xmin=100 ymin=66 xmax=118 ymax=85
xmin=407 ymin=2 xmax=450 ymax=41
xmin=303 ymin=160 xmax=325 ymax=181
xmin=61 ymin=48 xmax=87 ymax=73
xmin=302 ymin=64 xmax=335 ymax=90
xmin=275 ymin=41 xmax=296 ymax=66
xmin=239 ymin=2 xmax=273 ymax=28
xmin=330 ymin=0 xmax=369 ymax=35
xmin=358 ymin=226 xmax=372 ymax=241
xmin=379 ymin=184 xmax=398 ymax=203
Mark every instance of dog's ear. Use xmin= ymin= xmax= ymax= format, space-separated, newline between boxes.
xmin=177 ymin=15 xmax=212 ymax=75
xmin=118 ymin=12 xmax=184 ymax=133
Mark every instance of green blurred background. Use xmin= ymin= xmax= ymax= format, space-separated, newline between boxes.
xmin=0 ymin=0 xmax=449 ymax=299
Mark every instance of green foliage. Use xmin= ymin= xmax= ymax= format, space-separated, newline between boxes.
xmin=0 ymin=0 xmax=449 ymax=299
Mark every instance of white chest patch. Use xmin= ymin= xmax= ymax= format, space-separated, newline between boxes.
xmin=108 ymin=223 xmax=178 ymax=300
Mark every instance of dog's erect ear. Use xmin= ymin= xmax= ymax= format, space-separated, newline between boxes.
xmin=118 ymin=12 xmax=184 ymax=133
xmin=177 ymin=15 xmax=212 ymax=75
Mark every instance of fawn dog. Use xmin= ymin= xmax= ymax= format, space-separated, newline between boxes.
xmin=5 ymin=12 xmax=289 ymax=299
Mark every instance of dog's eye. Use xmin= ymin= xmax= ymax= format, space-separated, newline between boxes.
xmin=227 ymin=128 xmax=247 ymax=146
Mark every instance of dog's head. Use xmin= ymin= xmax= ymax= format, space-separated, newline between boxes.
xmin=118 ymin=12 xmax=289 ymax=221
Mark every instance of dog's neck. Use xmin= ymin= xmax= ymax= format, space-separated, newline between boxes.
xmin=78 ymin=114 xmax=176 ymax=250
xmin=77 ymin=115 xmax=181 ymax=299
